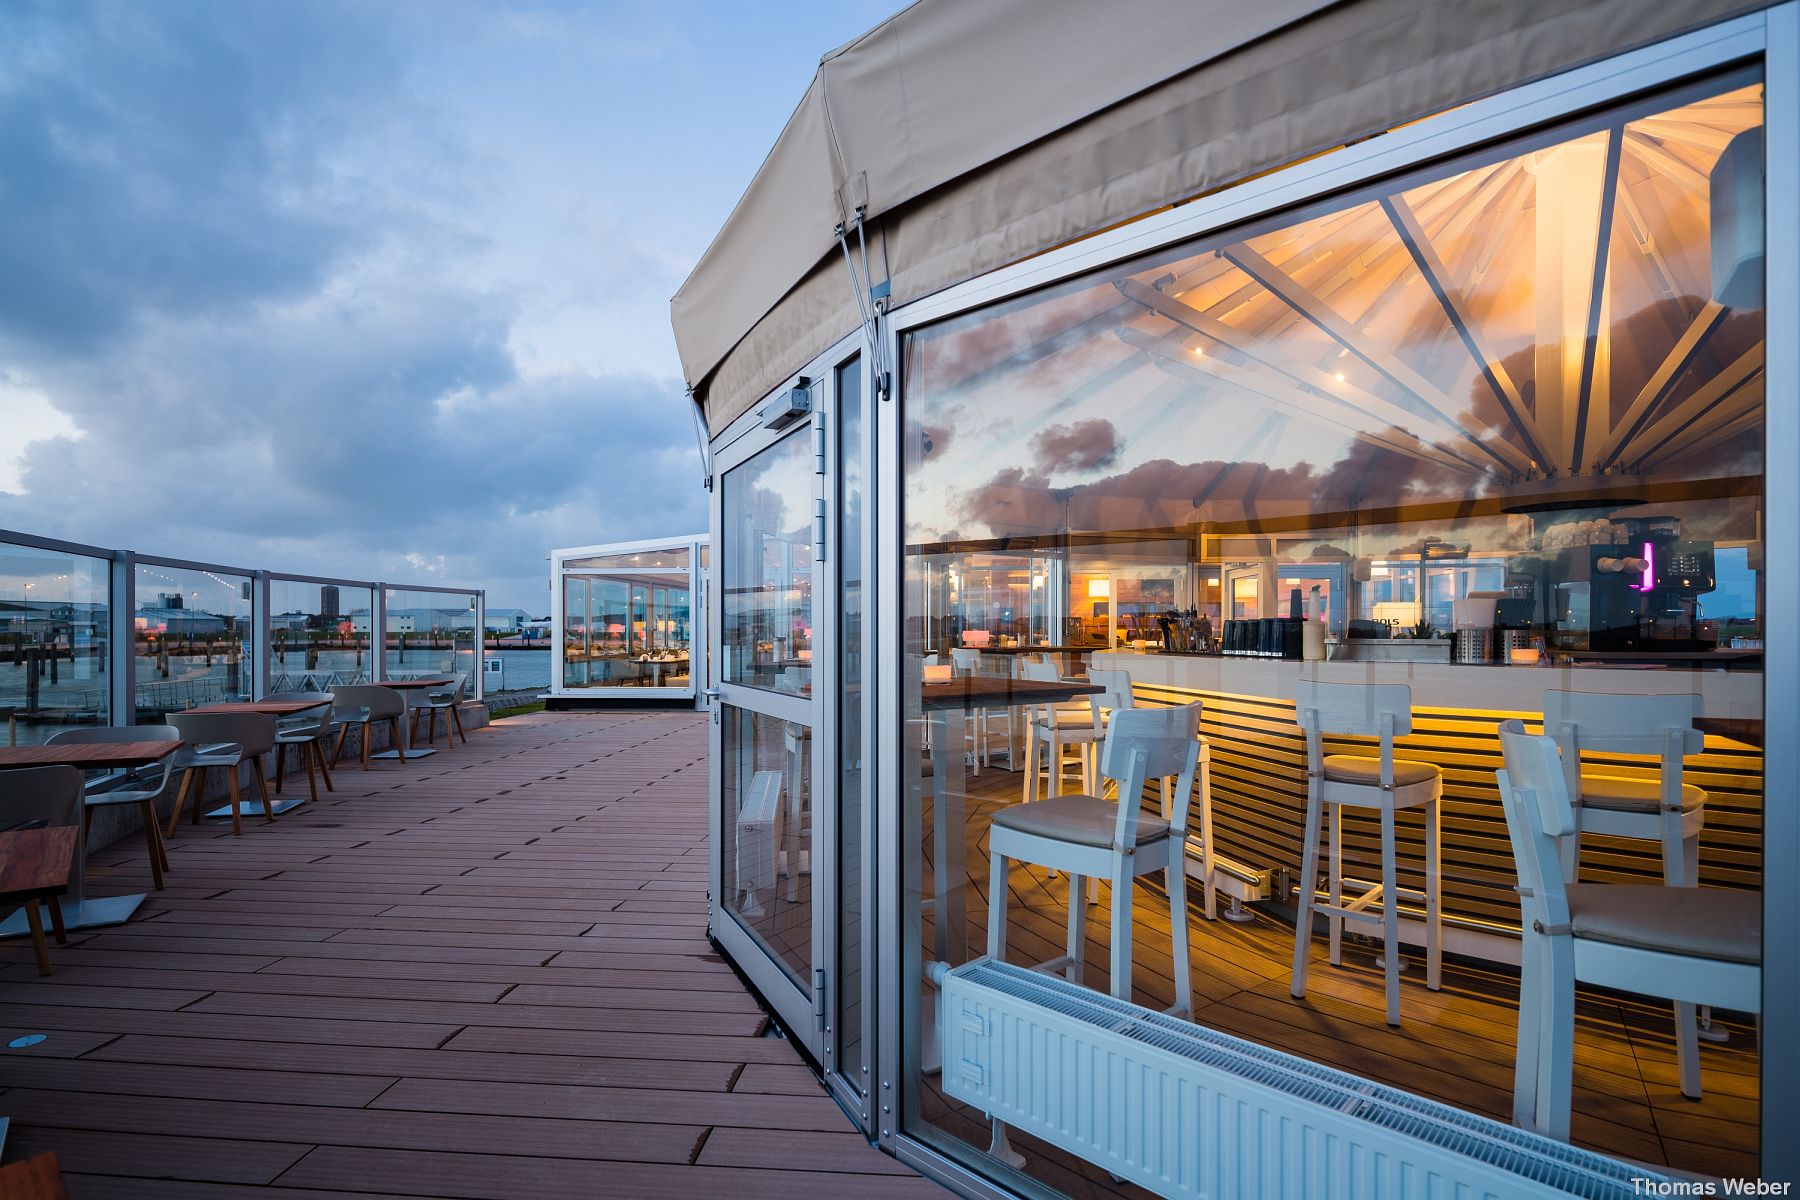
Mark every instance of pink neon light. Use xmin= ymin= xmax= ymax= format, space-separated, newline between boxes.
xmin=1636 ymin=541 xmax=1655 ymax=592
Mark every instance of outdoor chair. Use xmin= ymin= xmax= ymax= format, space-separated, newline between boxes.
xmin=1495 ymin=720 xmax=1759 ymax=1139
xmin=46 ymin=725 xmax=178 ymax=889
xmin=263 ymin=691 xmax=337 ymax=803
xmin=166 ymin=711 xmax=278 ymax=837
xmin=330 ymin=684 xmax=407 ymax=769
xmin=0 ymin=765 xmax=81 ymax=975
xmin=412 ymin=675 xmax=469 ymax=747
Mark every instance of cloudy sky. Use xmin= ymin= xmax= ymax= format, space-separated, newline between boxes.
xmin=0 ymin=0 xmax=893 ymax=610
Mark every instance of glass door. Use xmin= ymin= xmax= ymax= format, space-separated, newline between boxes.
xmin=709 ymin=402 xmax=828 ymax=1058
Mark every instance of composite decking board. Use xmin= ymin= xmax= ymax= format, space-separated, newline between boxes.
xmin=2 ymin=1127 xmax=312 ymax=1186
xmin=23 ymin=964 xmax=514 ymax=1003
xmin=1 ymin=711 xmax=927 ymax=1198
xmin=183 ymin=992 xmax=768 ymax=1037
xmin=275 ymin=1146 xmax=948 ymax=1200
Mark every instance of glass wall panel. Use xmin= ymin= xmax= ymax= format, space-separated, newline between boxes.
xmin=268 ymin=579 xmax=375 ymax=691
xmin=383 ymin=588 xmax=478 ymax=691
xmin=559 ymin=560 xmax=691 ymax=690
xmin=718 ymin=703 xmax=813 ymax=993
xmin=901 ymin=76 xmax=1765 ymax=1185
xmin=134 ymin=562 xmax=253 ymax=721
xmin=1 ymin=541 xmax=110 ymax=745
xmin=836 ymin=358 xmax=866 ymax=1083
xmin=721 ymin=429 xmax=814 ymax=696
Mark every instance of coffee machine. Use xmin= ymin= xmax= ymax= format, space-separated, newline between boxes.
xmin=1551 ymin=516 xmax=1715 ymax=652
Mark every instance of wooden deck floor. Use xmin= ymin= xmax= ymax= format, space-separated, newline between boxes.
xmin=0 ymin=711 xmax=940 ymax=1199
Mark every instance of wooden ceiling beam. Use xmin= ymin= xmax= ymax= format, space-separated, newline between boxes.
xmin=1119 ymin=324 xmax=1483 ymax=476
xmin=1210 ymin=244 xmax=1534 ymax=475
xmin=1591 ymin=299 xmax=1728 ymax=469
xmin=1381 ymin=192 xmax=1549 ymax=471
xmin=1616 ymin=342 xmax=1764 ymax=466
xmin=1117 ymin=282 xmax=1495 ymax=473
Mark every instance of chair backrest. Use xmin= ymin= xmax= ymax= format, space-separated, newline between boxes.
xmin=331 ymin=684 xmax=406 ymax=719
xmin=950 ymin=648 xmax=981 ymax=672
xmin=0 ymin=765 xmax=83 ymax=828
xmin=1542 ymin=689 xmax=1702 ymax=811
xmin=168 ymin=711 xmax=277 ymax=757
xmin=1496 ymin=719 xmax=1575 ymax=937
xmin=1021 ymin=660 xmax=1059 ymax=682
xmin=1087 ymin=668 xmax=1134 ymax=715
xmin=1293 ymin=680 xmax=1413 ymax=779
xmin=1542 ymin=689 xmax=1701 ymax=758
xmin=1100 ymin=704 xmax=1203 ymax=844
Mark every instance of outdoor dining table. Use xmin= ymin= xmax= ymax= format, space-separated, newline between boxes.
xmin=920 ymin=676 xmax=1104 ymax=967
xmin=372 ymin=678 xmax=455 ymax=759
xmin=186 ymin=698 xmax=334 ymax=817
xmin=0 ymin=739 xmax=182 ymax=933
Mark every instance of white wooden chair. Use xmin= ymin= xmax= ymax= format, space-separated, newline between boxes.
xmin=1495 ymin=720 xmax=1759 ymax=1139
xmin=987 ymin=701 xmax=1202 ymax=1014
xmin=1290 ymin=681 xmax=1442 ymax=1027
xmin=1542 ymin=688 xmax=1710 ymax=1096
xmin=1019 ymin=660 xmax=1099 ymax=801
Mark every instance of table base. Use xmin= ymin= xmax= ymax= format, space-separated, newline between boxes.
xmin=0 ymin=893 xmax=146 ymax=937
xmin=205 ymin=796 xmax=306 ymax=819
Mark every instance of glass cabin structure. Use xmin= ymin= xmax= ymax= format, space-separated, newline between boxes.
xmin=549 ymin=536 xmax=706 ymax=707
xmin=674 ymin=3 xmax=1798 ymax=1196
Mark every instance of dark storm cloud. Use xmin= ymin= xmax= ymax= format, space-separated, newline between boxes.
xmin=1029 ymin=418 xmax=1118 ymax=474
xmin=0 ymin=0 xmax=722 ymax=608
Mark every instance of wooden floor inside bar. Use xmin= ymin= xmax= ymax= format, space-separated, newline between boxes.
xmin=0 ymin=711 xmax=939 ymax=1199
xmin=919 ymin=765 xmax=1760 ymax=1195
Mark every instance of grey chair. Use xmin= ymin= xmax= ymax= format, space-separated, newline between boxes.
xmin=0 ymin=765 xmax=81 ymax=973
xmin=262 ymin=691 xmax=337 ymax=802
xmin=47 ymin=725 xmax=178 ymax=889
xmin=412 ymin=676 xmax=468 ymax=747
xmin=330 ymin=684 xmax=407 ymax=769
xmin=166 ymin=712 xmax=278 ymax=837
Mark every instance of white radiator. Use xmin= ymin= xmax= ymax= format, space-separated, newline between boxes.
xmin=932 ymin=958 xmax=1673 ymax=1200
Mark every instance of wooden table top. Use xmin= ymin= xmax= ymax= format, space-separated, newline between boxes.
xmin=921 ymin=676 xmax=1103 ymax=711
xmin=0 ymin=742 xmax=181 ymax=769
xmin=0 ymin=825 xmax=77 ymax=900
xmin=1694 ymin=717 xmax=1764 ymax=749
xmin=188 ymin=700 xmax=330 ymax=716
xmin=377 ymin=678 xmax=456 ymax=690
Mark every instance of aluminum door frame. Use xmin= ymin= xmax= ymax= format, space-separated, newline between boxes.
xmin=707 ymin=378 xmax=836 ymax=1065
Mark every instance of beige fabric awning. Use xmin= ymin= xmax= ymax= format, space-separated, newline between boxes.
xmin=674 ymin=0 xmax=1767 ymax=434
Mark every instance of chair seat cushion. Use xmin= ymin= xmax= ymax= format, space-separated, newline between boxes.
xmin=1564 ymin=883 xmax=1759 ymax=965
xmin=1579 ymin=774 xmax=1706 ymax=812
xmin=1322 ymin=755 xmax=1440 ymax=788
xmin=990 ymin=794 xmax=1170 ymax=849
xmin=1033 ymin=714 xmax=1094 ymax=731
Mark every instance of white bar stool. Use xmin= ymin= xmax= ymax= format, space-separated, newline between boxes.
xmin=1019 ymin=660 xmax=1098 ymax=802
xmin=1290 ymin=681 xmax=1442 ymax=1026
xmin=1542 ymin=688 xmax=1709 ymax=1096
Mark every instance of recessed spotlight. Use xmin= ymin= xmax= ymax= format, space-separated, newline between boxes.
xmin=1334 ymin=372 xmax=1347 ymax=383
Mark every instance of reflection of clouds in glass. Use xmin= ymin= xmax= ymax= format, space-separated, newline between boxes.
xmin=1031 ymin=419 xmax=1118 ymax=474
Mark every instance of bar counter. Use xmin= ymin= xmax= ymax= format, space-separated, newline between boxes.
xmin=1089 ymin=650 xmax=1765 ymax=958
